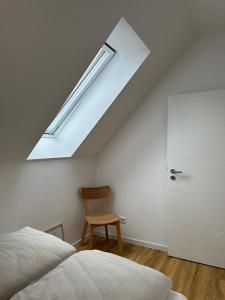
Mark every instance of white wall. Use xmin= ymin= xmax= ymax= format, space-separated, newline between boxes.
xmin=94 ymin=32 xmax=225 ymax=247
xmin=0 ymin=158 xmax=94 ymax=244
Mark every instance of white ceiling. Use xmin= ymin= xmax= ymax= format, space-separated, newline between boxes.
xmin=187 ymin=0 xmax=225 ymax=34
xmin=0 ymin=0 xmax=224 ymax=161
xmin=77 ymin=0 xmax=225 ymax=157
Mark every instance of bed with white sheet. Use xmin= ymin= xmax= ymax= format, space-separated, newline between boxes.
xmin=0 ymin=227 xmax=187 ymax=300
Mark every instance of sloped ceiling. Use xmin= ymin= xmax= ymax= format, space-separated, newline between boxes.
xmin=187 ymin=0 xmax=225 ymax=34
xmin=77 ymin=0 xmax=225 ymax=158
xmin=0 ymin=0 xmax=206 ymax=161
xmin=0 ymin=0 xmax=118 ymax=161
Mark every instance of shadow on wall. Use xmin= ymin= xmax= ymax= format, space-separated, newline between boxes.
xmin=0 ymin=158 xmax=94 ymax=244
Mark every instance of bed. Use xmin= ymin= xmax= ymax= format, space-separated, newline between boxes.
xmin=0 ymin=227 xmax=187 ymax=300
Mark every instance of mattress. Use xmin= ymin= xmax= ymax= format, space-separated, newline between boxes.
xmin=166 ymin=290 xmax=187 ymax=300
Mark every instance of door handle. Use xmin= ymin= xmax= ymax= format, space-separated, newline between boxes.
xmin=170 ymin=169 xmax=183 ymax=174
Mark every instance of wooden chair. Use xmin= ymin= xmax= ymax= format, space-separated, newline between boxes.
xmin=80 ymin=186 xmax=122 ymax=253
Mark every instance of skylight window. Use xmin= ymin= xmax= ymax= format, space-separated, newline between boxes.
xmin=44 ymin=43 xmax=115 ymax=136
xmin=27 ymin=18 xmax=150 ymax=160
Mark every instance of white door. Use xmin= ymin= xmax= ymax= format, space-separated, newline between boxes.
xmin=167 ymin=89 xmax=225 ymax=269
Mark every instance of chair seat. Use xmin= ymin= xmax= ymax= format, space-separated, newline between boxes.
xmin=85 ymin=213 xmax=120 ymax=225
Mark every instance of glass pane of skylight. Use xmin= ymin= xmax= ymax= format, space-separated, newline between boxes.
xmin=44 ymin=43 xmax=115 ymax=136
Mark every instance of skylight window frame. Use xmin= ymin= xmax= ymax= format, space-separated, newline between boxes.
xmin=44 ymin=43 xmax=115 ymax=137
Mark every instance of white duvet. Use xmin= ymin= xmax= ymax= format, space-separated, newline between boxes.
xmin=0 ymin=227 xmax=75 ymax=300
xmin=12 ymin=250 xmax=172 ymax=300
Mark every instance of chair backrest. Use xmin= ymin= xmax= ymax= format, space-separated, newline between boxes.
xmin=80 ymin=186 xmax=111 ymax=215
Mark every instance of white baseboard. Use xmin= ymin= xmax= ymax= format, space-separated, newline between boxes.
xmin=72 ymin=239 xmax=81 ymax=247
xmin=72 ymin=234 xmax=90 ymax=248
xmin=96 ymin=231 xmax=168 ymax=252
xmin=72 ymin=232 xmax=168 ymax=252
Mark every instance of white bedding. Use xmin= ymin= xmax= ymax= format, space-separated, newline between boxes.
xmin=0 ymin=227 xmax=75 ymax=300
xmin=12 ymin=250 xmax=172 ymax=300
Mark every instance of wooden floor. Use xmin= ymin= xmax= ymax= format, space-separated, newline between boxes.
xmin=77 ymin=236 xmax=225 ymax=300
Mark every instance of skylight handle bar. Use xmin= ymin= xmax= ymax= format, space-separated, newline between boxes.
xmin=44 ymin=43 xmax=115 ymax=136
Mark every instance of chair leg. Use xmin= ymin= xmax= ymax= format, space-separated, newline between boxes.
xmin=89 ymin=224 xmax=94 ymax=250
xmin=105 ymin=225 xmax=109 ymax=242
xmin=81 ymin=220 xmax=88 ymax=245
xmin=116 ymin=220 xmax=122 ymax=254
